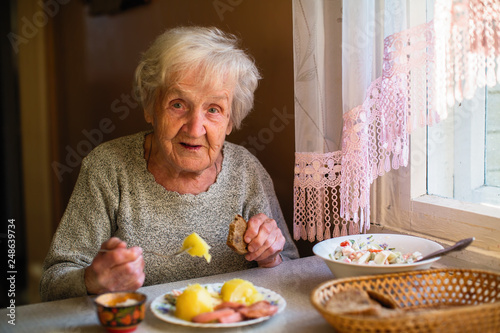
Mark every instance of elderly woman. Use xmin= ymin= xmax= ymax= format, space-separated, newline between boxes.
xmin=40 ymin=26 xmax=299 ymax=301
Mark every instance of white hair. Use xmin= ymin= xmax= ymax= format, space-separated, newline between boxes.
xmin=134 ymin=26 xmax=261 ymax=129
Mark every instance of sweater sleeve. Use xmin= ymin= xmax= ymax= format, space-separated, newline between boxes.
xmin=239 ymin=150 xmax=300 ymax=262
xmin=256 ymin=177 xmax=300 ymax=262
xmin=40 ymin=153 xmax=119 ymax=301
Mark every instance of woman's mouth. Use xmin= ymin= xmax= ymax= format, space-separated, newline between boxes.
xmin=180 ymin=142 xmax=202 ymax=150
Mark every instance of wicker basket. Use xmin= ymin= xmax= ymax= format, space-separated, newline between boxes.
xmin=311 ymin=268 xmax=500 ymax=333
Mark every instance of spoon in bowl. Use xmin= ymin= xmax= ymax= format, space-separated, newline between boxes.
xmin=415 ymin=237 xmax=474 ymax=262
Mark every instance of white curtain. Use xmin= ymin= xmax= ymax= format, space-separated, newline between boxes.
xmin=292 ymin=0 xmax=500 ymax=241
xmin=293 ymin=0 xmax=346 ymax=241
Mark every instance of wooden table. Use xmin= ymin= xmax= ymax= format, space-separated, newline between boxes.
xmin=0 ymin=256 xmax=336 ymax=333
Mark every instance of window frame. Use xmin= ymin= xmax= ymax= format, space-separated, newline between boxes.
xmin=371 ymin=123 xmax=500 ymax=270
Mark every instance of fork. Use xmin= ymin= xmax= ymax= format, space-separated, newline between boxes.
xmin=75 ymin=247 xmax=191 ymax=259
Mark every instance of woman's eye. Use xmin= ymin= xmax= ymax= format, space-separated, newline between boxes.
xmin=172 ymin=102 xmax=183 ymax=109
xmin=208 ymin=107 xmax=219 ymax=114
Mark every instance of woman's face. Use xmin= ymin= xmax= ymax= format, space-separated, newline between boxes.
xmin=145 ymin=72 xmax=234 ymax=175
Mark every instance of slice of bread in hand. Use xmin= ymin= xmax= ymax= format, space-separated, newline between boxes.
xmin=227 ymin=214 xmax=248 ymax=255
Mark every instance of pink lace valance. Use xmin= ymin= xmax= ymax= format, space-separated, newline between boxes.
xmin=340 ymin=0 xmax=500 ymax=229
xmin=293 ymin=0 xmax=500 ymax=241
xmin=434 ymin=0 xmax=500 ymax=113
xmin=293 ymin=151 xmax=360 ymax=241
xmin=340 ymin=21 xmax=435 ymax=229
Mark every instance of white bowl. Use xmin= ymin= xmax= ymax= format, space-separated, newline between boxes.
xmin=313 ymin=234 xmax=444 ymax=278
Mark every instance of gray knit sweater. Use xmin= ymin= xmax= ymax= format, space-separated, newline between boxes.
xmin=40 ymin=131 xmax=299 ymax=301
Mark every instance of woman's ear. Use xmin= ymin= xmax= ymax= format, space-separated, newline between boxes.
xmin=146 ymin=90 xmax=164 ymax=126
xmin=144 ymin=108 xmax=154 ymax=125
xmin=226 ymin=120 xmax=233 ymax=135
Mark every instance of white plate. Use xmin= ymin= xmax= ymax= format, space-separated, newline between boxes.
xmin=150 ymin=283 xmax=286 ymax=328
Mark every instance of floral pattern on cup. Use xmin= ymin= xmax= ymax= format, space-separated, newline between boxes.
xmin=94 ymin=292 xmax=147 ymax=332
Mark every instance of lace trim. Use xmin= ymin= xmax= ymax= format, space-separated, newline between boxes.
xmin=294 ymin=0 xmax=500 ymax=241
xmin=340 ymin=1 xmax=500 ymax=229
xmin=340 ymin=21 xmax=434 ymax=230
xmin=293 ymin=151 xmax=361 ymax=241
xmin=434 ymin=0 xmax=500 ymax=112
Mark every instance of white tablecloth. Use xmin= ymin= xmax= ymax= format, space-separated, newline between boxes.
xmin=0 ymin=256 xmax=336 ymax=333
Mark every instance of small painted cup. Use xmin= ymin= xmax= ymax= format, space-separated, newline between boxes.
xmin=94 ymin=291 xmax=147 ymax=333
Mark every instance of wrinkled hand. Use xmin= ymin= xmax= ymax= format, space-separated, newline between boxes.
xmin=244 ymin=213 xmax=285 ymax=268
xmin=84 ymin=237 xmax=145 ymax=295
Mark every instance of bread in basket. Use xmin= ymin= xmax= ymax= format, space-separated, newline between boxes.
xmin=311 ymin=268 xmax=500 ymax=333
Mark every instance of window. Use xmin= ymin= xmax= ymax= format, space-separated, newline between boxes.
xmin=486 ymin=85 xmax=500 ymax=188
xmin=428 ymin=84 xmax=500 ymax=207
xmin=425 ymin=0 xmax=500 ymax=208
xmin=371 ymin=0 xmax=500 ymax=270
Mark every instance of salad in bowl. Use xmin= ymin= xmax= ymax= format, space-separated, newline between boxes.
xmin=314 ymin=234 xmax=444 ymax=278
xmin=330 ymin=235 xmax=423 ymax=265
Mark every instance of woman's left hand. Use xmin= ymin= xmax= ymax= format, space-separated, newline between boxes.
xmin=244 ymin=213 xmax=285 ymax=268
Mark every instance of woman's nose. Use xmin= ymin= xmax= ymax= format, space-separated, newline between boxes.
xmin=183 ymin=109 xmax=206 ymax=137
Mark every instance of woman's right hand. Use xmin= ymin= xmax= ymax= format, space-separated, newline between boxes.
xmin=84 ymin=237 xmax=145 ymax=295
